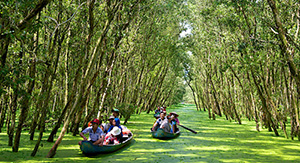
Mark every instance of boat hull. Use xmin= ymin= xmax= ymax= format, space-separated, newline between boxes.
xmin=80 ymin=134 xmax=133 ymax=155
xmin=151 ymin=128 xmax=180 ymax=140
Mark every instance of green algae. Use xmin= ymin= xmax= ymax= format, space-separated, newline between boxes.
xmin=1 ymin=104 xmax=300 ymax=162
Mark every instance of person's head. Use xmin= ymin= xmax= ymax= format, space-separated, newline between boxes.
xmin=160 ymin=112 xmax=165 ymax=119
xmin=163 ymin=111 xmax=167 ymax=116
xmin=112 ymin=108 xmax=119 ymax=117
xmin=90 ymin=119 xmax=100 ymax=129
xmin=113 ymin=118 xmax=120 ymax=126
xmin=108 ymin=115 xmax=115 ymax=124
xmin=170 ymin=112 xmax=179 ymax=118
xmin=111 ymin=126 xmax=121 ymax=137
xmin=167 ymin=115 xmax=172 ymax=122
xmin=171 ymin=115 xmax=175 ymax=120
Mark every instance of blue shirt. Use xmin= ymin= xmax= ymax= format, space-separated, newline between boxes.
xmin=107 ymin=118 xmax=123 ymax=137
xmin=82 ymin=127 xmax=104 ymax=141
xmin=170 ymin=121 xmax=176 ymax=133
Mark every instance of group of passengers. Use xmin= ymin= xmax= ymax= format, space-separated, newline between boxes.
xmin=152 ymin=106 xmax=180 ymax=134
xmin=78 ymin=109 xmax=131 ymax=146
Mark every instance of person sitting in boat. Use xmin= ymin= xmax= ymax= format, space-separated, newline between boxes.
xmin=78 ymin=118 xmax=105 ymax=146
xmin=103 ymin=126 xmax=121 ymax=145
xmin=154 ymin=107 xmax=161 ymax=119
xmin=160 ymin=115 xmax=174 ymax=133
xmin=162 ymin=106 xmax=167 ymax=112
xmin=163 ymin=110 xmax=167 ymax=119
xmin=170 ymin=112 xmax=180 ymax=125
xmin=107 ymin=118 xmax=123 ymax=138
xmin=170 ymin=114 xmax=178 ymax=132
xmin=103 ymin=115 xmax=115 ymax=134
xmin=155 ymin=107 xmax=160 ymax=114
xmin=112 ymin=108 xmax=119 ymax=118
xmin=152 ymin=112 xmax=166 ymax=131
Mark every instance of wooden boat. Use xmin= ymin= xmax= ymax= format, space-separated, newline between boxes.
xmin=151 ymin=128 xmax=180 ymax=139
xmin=80 ymin=133 xmax=133 ymax=155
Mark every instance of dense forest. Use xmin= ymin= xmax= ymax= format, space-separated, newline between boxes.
xmin=1 ymin=0 xmax=300 ymax=158
xmin=186 ymin=0 xmax=300 ymax=140
xmin=0 ymin=0 xmax=188 ymax=157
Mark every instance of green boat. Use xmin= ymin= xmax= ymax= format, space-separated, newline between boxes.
xmin=80 ymin=133 xmax=133 ymax=155
xmin=151 ymin=128 xmax=180 ymax=139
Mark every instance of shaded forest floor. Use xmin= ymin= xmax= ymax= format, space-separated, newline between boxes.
xmin=1 ymin=104 xmax=300 ymax=162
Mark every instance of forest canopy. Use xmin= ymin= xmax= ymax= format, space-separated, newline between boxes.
xmin=0 ymin=0 xmax=189 ymax=157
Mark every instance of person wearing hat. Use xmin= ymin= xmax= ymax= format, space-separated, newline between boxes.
xmin=111 ymin=108 xmax=122 ymax=137
xmin=163 ymin=106 xmax=167 ymax=112
xmin=170 ymin=112 xmax=180 ymax=125
xmin=112 ymin=108 xmax=120 ymax=118
xmin=107 ymin=118 xmax=123 ymax=138
xmin=78 ymin=118 xmax=105 ymax=146
xmin=103 ymin=115 xmax=115 ymax=134
xmin=103 ymin=126 xmax=121 ymax=145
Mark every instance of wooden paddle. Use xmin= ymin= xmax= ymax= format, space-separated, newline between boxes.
xmin=179 ymin=124 xmax=197 ymax=134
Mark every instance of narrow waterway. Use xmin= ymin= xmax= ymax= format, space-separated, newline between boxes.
xmin=1 ymin=104 xmax=300 ymax=162
xmin=119 ymin=104 xmax=300 ymax=163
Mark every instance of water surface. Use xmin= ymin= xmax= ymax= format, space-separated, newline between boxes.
xmin=1 ymin=104 xmax=300 ymax=162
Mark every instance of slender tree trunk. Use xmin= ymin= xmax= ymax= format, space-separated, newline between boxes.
xmin=31 ymin=106 xmax=47 ymax=156
xmin=228 ymin=76 xmax=241 ymax=124
xmin=8 ymin=98 xmax=16 ymax=146
xmin=251 ymin=68 xmax=279 ymax=136
xmin=72 ymin=93 xmax=89 ymax=136
xmin=8 ymin=49 xmax=24 ymax=146
xmin=0 ymin=36 xmax=10 ymax=97
xmin=206 ymin=78 xmax=212 ymax=119
xmin=209 ymin=72 xmax=222 ymax=117
xmin=12 ymin=56 xmax=35 ymax=152
xmin=185 ymin=78 xmax=199 ymax=111
xmin=0 ymin=94 xmax=8 ymax=132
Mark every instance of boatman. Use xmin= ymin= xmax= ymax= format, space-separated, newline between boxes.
xmin=78 ymin=118 xmax=105 ymax=146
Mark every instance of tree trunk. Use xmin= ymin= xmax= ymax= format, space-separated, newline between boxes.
xmin=12 ymin=58 xmax=35 ymax=152
xmin=0 ymin=95 xmax=8 ymax=132
xmin=228 ymin=76 xmax=241 ymax=124
xmin=31 ymin=107 xmax=47 ymax=156
xmin=209 ymin=72 xmax=222 ymax=117
xmin=251 ymin=68 xmax=279 ymax=136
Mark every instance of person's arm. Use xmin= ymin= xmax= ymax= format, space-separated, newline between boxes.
xmin=80 ymin=132 xmax=87 ymax=141
xmin=113 ymin=138 xmax=120 ymax=145
xmin=172 ymin=124 xmax=175 ymax=133
xmin=107 ymin=125 xmax=114 ymax=133
xmin=93 ymin=135 xmax=104 ymax=146
xmin=176 ymin=119 xmax=180 ymax=125
xmin=80 ymin=127 xmax=89 ymax=140
xmin=152 ymin=121 xmax=158 ymax=131
xmin=160 ymin=122 xmax=165 ymax=129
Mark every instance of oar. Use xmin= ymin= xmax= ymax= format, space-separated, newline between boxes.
xmin=179 ymin=124 xmax=197 ymax=134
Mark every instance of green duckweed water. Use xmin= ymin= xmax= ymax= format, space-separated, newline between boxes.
xmin=1 ymin=104 xmax=300 ymax=162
